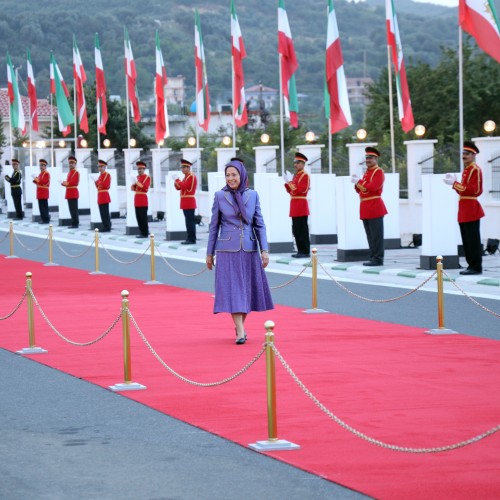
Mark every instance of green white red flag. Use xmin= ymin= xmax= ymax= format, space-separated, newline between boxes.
xmin=325 ymin=0 xmax=351 ymax=134
xmin=155 ymin=31 xmax=169 ymax=144
xmin=50 ymin=52 xmax=73 ymax=137
xmin=7 ymin=54 xmax=26 ymax=134
xmin=231 ymin=0 xmax=248 ymax=127
xmin=194 ymin=9 xmax=210 ymax=132
xmin=27 ymin=49 xmax=38 ymax=132
xmin=278 ymin=0 xmax=299 ymax=128
xmin=125 ymin=28 xmax=141 ymax=123
xmin=459 ymin=0 xmax=500 ymax=62
xmin=386 ymin=0 xmax=414 ymax=133
xmin=73 ymin=35 xmax=89 ymax=133
xmin=95 ymin=33 xmax=108 ymax=135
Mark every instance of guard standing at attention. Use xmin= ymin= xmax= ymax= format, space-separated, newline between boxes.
xmin=284 ymin=152 xmax=310 ymax=258
xmin=174 ymin=158 xmax=197 ymax=244
xmin=62 ymin=155 xmax=80 ymax=228
xmin=33 ymin=158 xmax=50 ymax=224
xmin=95 ymin=159 xmax=112 ymax=232
xmin=5 ymin=158 xmax=23 ymax=220
xmin=131 ymin=160 xmax=150 ymax=238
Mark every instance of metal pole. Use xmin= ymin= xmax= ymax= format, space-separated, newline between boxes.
xmin=436 ymin=256 xmax=445 ymax=329
xmin=121 ymin=290 xmax=132 ymax=384
xmin=26 ymin=272 xmax=36 ymax=348
xmin=264 ymin=320 xmax=278 ymax=441
xmin=48 ymin=224 xmax=53 ymax=264
xmin=150 ymin=234 xmax=156 ymax=282
xmin=311 ymin=248 xmax=319 ymax=310
xmin=9 ymin=221 xmax=14 ymax=257
xmin=387 ymin=46 xmax=396 ymax=174
xmin=279 ymin=55 xmax=285 ymax=177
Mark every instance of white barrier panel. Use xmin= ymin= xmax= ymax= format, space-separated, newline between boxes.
xmin=383 ymin=173 xmax=401 ymax=248
xmin=24 ymin=166 xmax=38 ymax=212
xmin=420 ymin=174 xmax=459 ymax=269
xmin=310 ymin=174 xmax=336 ymax=244
xmin=207 ymin=172 xmax=226 ymax=221
xmin=254 ymin=145 xmax=279 ymax=173
xmin=254 ymin=173 xmax=294 ymax=253
xmin=335 ymin=176 xmax=370 ymax=262
xmin=165 ymin=172 xmax=189 ymax=241
xmin=49 ymin=167 xmax=64 ymax=212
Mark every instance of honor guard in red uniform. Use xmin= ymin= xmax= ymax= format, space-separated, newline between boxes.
xmin=95 ymin=159 xmax=112 ymax=232
xmin=131 ymin=160 xmax=151 ymax=238
xmin=352 ymin=146 xmax=388 ymax=266
xmin=174 ymin=158 xmax=198 ymax=244
xmin=284 ymin=152 xmax=311 ymax=258
xmin=5 ymin=158 xmax=23 ymax=219
xmin=61 ymin=155 xmax=80 ymax=228
xmin=444 ymin=141 xmax=484 ymax=275
xmin=33 ymin=158 xmax=50 ymax=223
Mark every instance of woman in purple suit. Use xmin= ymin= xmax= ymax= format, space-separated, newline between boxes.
xmin=206 ymin=159 xmax=274 ymax=344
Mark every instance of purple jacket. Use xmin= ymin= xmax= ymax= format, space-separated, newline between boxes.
xmin=207 ymin=189 xmax=269 ymax=255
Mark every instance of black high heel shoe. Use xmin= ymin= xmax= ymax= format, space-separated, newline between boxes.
xmin=235 ymin=331 xmax=247 ymax=345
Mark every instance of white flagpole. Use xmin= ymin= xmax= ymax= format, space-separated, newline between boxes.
xmin=50 ymin=93 xmax=54 ymax=168
xmin=231 ymin=56 xmax=236 ymax=148
xmin=8 ymin=95 xmax=13 ymax=160
xmin=387 ymin=45 xmax=396 ymax=174
xmin=73 ymin=74 xmax=77 ymax=151
xmin=328 ymin=119 xmax=332 ymax=174
xmin=29 ymin=97 xmax=33 ymax=166
xmin=125 ymin=68 xmax=131 ymax=150
xmin=279 ymin=54 xmax=285 ymax=177
xmin=459 ymin=27 xmax=464 ymax=172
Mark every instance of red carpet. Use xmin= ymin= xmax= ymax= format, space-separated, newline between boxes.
xmin=1 ymin=258 xmax=500 ymax=499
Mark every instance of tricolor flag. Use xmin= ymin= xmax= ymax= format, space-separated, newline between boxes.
xmin=325 ymin=0 xmax=352 ymax=134
xmin=194 ymin=9 xmax=210 ymax=131
xmin=27 ymin=49 xmax=38 ymax=132
xmin=50 ymin=52 xmax=73 ymax=137
xmin=459 ymin=0 xmax=500 ymax=63
xmin=73 ymin=35 xmax=89 ymax=133
xmin=231 ymin=0 xmax=248 ymax=127
xmin=155 ymin=31 xmax=169 ymax=144
xmin=95 ymin=33 xmax=108 ymax=135
xmin=386 ymin=0 xmax=414 ymax=133
xmin=125 ymin=28 xmax=141 ymax=123
xmin=6 ymin=54 xmax=26 ymax=134
xmin=278 ymin=0 xmax=299 ymax=128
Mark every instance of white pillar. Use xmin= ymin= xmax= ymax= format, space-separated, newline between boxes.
xmin=215 ymin=147 xmax=238 ymax=173
xmin=25 ymin=166 xmax=39 ymax=219
xmin=151 ymin=148 xmax=172 ymax=216
xmin=420 ymin=174 xmax=459 ymax=269
xmin=471 ymin=136 xmax=500 ymax=203
xmin=74 ymin=148 xmax=93 ymax=169
xmin=98 ymin=148 xmax=116 ymax=165
xmin=54 ymin=148 xmax=71 ymax=169
xmin=346 ymin=142 xmax=378 ymax=176
xmin=310 ymin=174 xmax=337 ymax=244
xmin=254 ymin=145 xmax=280 ymax=173
xmin=123 ymin=148 xmax=143 ymax=181
xmin=335 ymin=176 xmax=370 ymax=261
xmin=254 ymin=173 xmax=294 ymax=253
xmin=383 ymin=173 xmax=401 ymax=248
xmin=296 ymin=144 xmax=325 ymax=174
xmin=165 ymin=172 xmax=188 ymax=241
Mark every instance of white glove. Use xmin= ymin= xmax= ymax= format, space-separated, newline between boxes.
xmin=92 ymin=174 xmax=99 ymax=181
xmin=31 ymin=173 xmax=37 ymax=179
xmin=443 ymin=173 xmax=456 ymax=185
xmin=351 ymin=174 xmax=360 ymax=184
xmin=171 ymin=172 xmax=180 ymax=180
xmin=284 ymin=170 xmax=292 ymax=182
xmin=129 ymin=173 xmax=137 ymax=183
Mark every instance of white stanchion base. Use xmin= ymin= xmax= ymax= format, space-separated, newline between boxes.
xmin=108 ymin=382 xmax=147 ymax=392
xmin=16 ymin=347 xmax=48 ymax=354
xmin=425 ymin=328 xmax=458 ymax=335
xmin=144 ymin=280 xmax=162 ymax=285
xmin=44 ymin=262 xmax=59 ymax=267
xmin=303 ymin=308 xmax=328 ymax=314
xmin=248 ymin=439 xmax=300 ymax=451
xmin=5 ymin=255 xmax=19 ymax=259
xmin=89 ymin=271 xmax=106 ymax=275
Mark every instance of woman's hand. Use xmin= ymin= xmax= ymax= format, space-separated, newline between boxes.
xmin=206 ymin=254 xmax=214 ymax=270
xmin=261 ymin=251 xmax=269 ymax=269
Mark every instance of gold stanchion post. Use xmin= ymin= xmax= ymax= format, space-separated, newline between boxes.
xmin=425 ymin=256 xmax=457 ymax=335
xmin=304 ymin=248 xmax=327 ymax=313
xmin=44 ymin=224 xmax=59 ymax=266
xmin=109 ymin=290 xmax=146 ymax=391
xmin=17 ymin=272 xmax=47 ymax=354
xmin=145 ymin=234 xmax=162 ymax=284
xmin=6 ymin=221 xmax=19 ymax=259
xmin=249 ymin=321 xmax=300 ymax=451
xmin=90 ymin=229 xmax=105 ymax=275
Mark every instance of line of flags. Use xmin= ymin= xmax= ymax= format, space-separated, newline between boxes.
xmin=6 ymin=0 xmax=500 ymax=143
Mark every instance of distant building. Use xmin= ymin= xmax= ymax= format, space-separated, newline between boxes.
xmin=245 ymin=84 xmax=278 ymax=111
xmin=165 ymin=75 xmax=186 ymax=107
xmin=346 ymin=77 xmax=373 ymax=106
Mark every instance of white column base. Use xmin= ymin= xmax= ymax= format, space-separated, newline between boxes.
xmin=248 ymin=439 xmax=300 ymax=452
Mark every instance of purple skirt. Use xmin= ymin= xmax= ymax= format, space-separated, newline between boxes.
xmin=214 ymin=250 xmax=274 ymax=314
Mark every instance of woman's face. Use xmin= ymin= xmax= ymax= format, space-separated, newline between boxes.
xmin=225 ymin=167 xmax=241 ymax=189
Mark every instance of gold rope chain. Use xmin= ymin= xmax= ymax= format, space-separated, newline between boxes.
xmin=13 ymin=232 xmax=49 ymax=252
xmin=53 ymin=238 xmax=95 ymax=259
xmin=0 ymin=289 xmax=27 ymax=320
xmin=156 ymin=246 xmax=208 ymax=277
xmin=100 ymin=240 xmax=151 ymax=265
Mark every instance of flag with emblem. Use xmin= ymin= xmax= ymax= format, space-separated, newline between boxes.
xmin=194 ymin=9 xmax=210 ymax=131
xmin=7 ymin=54 xmax=26 ymax=134
xmin=95 ymin=33 xmax=108 ymax=135
xmin=386 ymin=0 xmax=414 ymax=133
xmin=155 ymin=30 xmax=169 ymax=144
xmin=27 ymin=49 xmax=38 ymax=132
xmin=278 ymin=0 xmax=299 ymax=128
xmin=125 ymin=28 xmax=141 ymax=123
xmin=73 ymin=35 xmax=89 ymax=133
xmin=231 ymin=0 xmax=248 ymax=127
xmin=50 ymin=52 xmax=73 ymax=137
xmin=325 ymin=0 xmax=352 ymax=134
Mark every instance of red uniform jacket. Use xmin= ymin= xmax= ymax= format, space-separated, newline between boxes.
xmin=95 ymin=171 xmax=111 ymax=205
xmin=33 ymin=170 xmax=50 ymax=200
xmin=64 ymin=169 xmax=80 ymax=200
xmin=452 ymin=162 xmax=484 ymax=223
xmin=131 ymin=173 xmax=150 ymax=207
xmin=174 ymin=173 xmax=197 ymax=209
xmin=285 ymin=170 xmax=310 ymax=217
xmin=355 ymin=166 xmax=388 ymax=220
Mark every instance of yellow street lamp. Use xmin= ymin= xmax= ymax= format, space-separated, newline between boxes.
xmin=305 ymin=131 xmax=316 ymax=143
xmin=58 ymin=140 xmax=66 ymax=148
xmin=103 ymin=139 xmax=111 ymax=148
xmin=222 ymin=136 xmax=231 ymax=146
xmin=414 ymin=125 xmax=426 ymax=138
xmin=129 ymin=138 xmax=137 ymax=148
xmin=356 ymin=128 xmax=367 ymax=141
xmin=484 ymin=120 xmax=496 ymax=135
xmin=187 ymin=136 xmax=196 ymax=147
xmin=260 ymin=133 xmax=270 ymax=144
